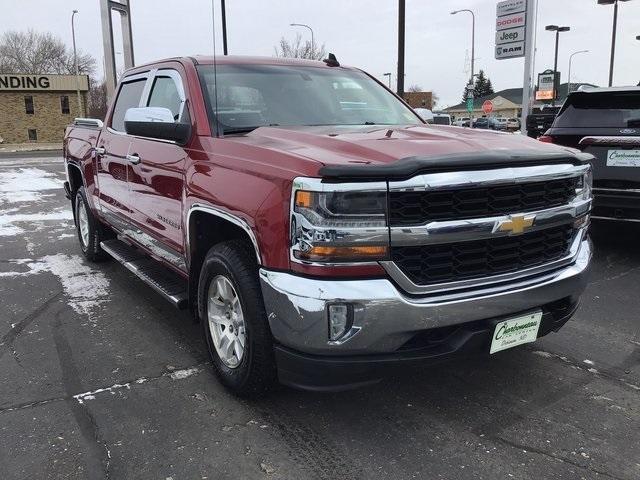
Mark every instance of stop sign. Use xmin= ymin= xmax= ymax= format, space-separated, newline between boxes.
xmin=482 ymin=100 xmax=494 ymax=114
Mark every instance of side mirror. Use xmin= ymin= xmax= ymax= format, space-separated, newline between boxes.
xmin=124 ymin=107 xmax=191 ymax=145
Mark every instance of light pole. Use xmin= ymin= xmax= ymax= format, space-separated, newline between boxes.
xmin=383 ymin=72 xmax=392 ymax=89
xmin=451 ymin=10 xmax=475 ymax=87
xmin=598 ymin=0 xmax=632 ymax=87
xmin=545 ymin=25 xmax=570 ymax=106
xmin=451 ymin=9 xmax=475 ymax=126
xmin=71 ymin=10 xmax=83 ymax=117
xmin=568 ymin=50 xmax=589 ymax=93
xmin=290 ymin=23 xmax=314 ymax=53
xmin=221 ymin=0 xmax=228 ymax=55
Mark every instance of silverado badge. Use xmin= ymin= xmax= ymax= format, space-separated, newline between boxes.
xmin=496 ymin=214 xmax=536 ymax=234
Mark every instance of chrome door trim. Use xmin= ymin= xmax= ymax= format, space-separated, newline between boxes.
xmin=187 ymin=204 xmax=262 ymax=265
xmin=381 ymin=227 xmax=587 ymax=295
xmin=387 ymin=163 xmax=588 ymax=192
xmin=389 ymin=198 xmax=591 ymax=246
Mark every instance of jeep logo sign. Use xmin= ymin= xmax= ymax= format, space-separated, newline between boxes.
xmin=495 ymin=42 xmax=525 ymax=59
xmin=495 ymin=26 xmax=525 ymax=45
xmin=496 ymin=13 xmax=526 ymax=31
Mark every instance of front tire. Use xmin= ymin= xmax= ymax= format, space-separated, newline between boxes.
xmin=198 ymin=241 xmax=277 ymax=397
xmin=74 ymin=187 xmax=108 ymax=262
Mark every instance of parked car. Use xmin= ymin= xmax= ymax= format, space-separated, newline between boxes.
xmin=540 ymin=86 xmax=640 ymax=222
xmin=507 ymin=118 xmax=520 ymax=130
xmin=489 ymin=117 xmax=509 ymax=131
xmin=414 ymin=108 xmax=434 ymax=123
xmin=432 ymin=113 xmax=452 ymax=125
xmin=453 ymin=116 xmax=471 ymax=127
xmin=526 ymin=105 xmax=561 ymax=138
xmin=473 ymin=117 xmax=490 ymax=129
xmin=63 ymin=55 xmax=593 ymax=396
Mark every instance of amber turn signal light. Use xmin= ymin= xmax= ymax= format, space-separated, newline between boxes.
xmin=295 ymin=190 xmax=313 ymax=208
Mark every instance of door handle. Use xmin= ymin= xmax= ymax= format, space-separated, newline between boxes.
xmin=126 ymin=154 xmax=141 ymax=164
xmin=94 ymin=146 xmax=106 ymax=156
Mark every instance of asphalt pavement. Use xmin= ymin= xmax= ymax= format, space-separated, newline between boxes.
xmin=0 ymin=152 xmax=638 ymax=480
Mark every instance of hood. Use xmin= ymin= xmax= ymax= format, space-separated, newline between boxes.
xmin=231 ymin=124 xmax=577 ymax=170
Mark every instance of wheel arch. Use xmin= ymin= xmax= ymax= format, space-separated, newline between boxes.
xmin=187 ymin=205 xmax=263 ymax=312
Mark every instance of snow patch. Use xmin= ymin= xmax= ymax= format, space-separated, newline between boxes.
xmin=0 ymin=254 xmax=110 ymax=317
xmin=169 ymin=367 xmax=200 ymax=380
xmin=0 ymin=210 xmax=73 ymax=237
xmin=0 ymin=168 xmax=63 ymax=204
xmin=74 ymin=383 xmax=131 ymax=404
xmin=583 ymin=359 xmax=595 ymax=366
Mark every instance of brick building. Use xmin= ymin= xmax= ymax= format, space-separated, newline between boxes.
xmin=403 ymin=91 xmax=433 ymax=110
xmin=0 ymin=73 xmax=89 ymax=144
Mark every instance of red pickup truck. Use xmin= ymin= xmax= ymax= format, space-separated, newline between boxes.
xmin=64 ymin=55 xmax=593 ymax=396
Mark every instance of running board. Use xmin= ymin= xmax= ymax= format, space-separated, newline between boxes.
xmin=100 ymin=239 xmax=188 ymax=309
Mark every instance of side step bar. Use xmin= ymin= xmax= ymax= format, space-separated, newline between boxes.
xmin=100 ymin=238 xmax=188 ymax=309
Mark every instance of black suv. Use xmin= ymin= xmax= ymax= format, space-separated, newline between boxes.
xmin=541 ymin=87 xmax=640 ymax=222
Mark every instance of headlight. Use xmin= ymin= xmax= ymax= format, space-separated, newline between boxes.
xmin=291 ymin=180 xmax=389 ymax=263
xmin=575 ymin=168 xmax=592 ymax=201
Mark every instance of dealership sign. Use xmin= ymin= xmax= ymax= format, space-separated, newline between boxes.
xmin=0 ymin=74 xmax=89 ymax=91
xmin=496 ymin=0 xmax=526 ymax=16
xmin=495 ymin=1 xmax=527 ymax=60
xmin=535 ymin=70 xmax=558 ymax=101
xmin=496 ymin=26 xmax=525 ymax=45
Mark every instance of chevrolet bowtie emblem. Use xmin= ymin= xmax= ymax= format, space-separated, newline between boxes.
xmin=496 ymin=214 xmax=536 ymax=234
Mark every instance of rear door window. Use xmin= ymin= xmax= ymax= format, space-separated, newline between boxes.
xmin=555 ymin=92 xmax=640 ymax=128
xmin=111 ymin=78 xmax=147 ymax=131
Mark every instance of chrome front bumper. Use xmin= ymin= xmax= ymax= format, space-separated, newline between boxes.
xmin=260 ymin=238 xmax=592 ymax=356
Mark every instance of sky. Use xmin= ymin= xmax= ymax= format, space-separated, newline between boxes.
xmin=1 ymin=0 xmax=640 ymax=108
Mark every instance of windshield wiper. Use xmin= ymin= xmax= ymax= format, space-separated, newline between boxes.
xmin=222 ymin=123 xmax=280 ymax=135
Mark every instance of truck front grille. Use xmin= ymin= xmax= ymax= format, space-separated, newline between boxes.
xmin=390 ymin=225 xmax=575 ymax=286
xmin=389 ymin=177 xmax=579 ymax=226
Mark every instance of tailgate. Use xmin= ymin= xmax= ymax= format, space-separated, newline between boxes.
xmin=580 ymin=136 xmax=640 ymax=186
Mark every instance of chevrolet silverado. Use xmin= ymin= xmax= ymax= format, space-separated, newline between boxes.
xmin=63 ymin=55 xmax=593 ymax=396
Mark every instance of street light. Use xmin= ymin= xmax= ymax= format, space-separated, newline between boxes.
xmin=568 ymin=50 xmax=589 ymax=93
xmin=451 ymin=9 xmax=475 ymax=126
xmin=290 ymin=23 xmax=314 ymax=52
xmin=545 ymin=25 xmax=571 ymax=106
xmin=71 ymin=10 xmax=83 ymax=117
xmin=598 ymin=0 xmax=632 ymax=87
xmin=451 ymin=10 xmax=475 ymax=87
xmin=383 ymin=72 xmax=392 ymax=89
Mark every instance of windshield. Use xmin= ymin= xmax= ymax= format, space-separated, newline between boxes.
xmin=197 ymin=64 xmax=422 ymax=134
xmin=555 ymin=92 xmax=640 ymax=128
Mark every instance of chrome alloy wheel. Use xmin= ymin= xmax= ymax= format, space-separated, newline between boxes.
xmin=78 ymin=199 xmax=90 ymax=248
xmin=207 ymin=275 xmax=246 ymax=368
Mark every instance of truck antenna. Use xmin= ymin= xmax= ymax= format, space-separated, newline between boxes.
xmin=323 ymin=53 xmax=340 ymax=67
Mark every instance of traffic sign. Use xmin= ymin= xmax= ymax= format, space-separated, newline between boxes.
xmin=466 ymin=98 xmax=474 ymax=113
xmin=482 ymin=100 xmax=494 ymax=114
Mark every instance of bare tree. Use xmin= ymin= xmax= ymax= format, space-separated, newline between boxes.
xmin=87 ymin=80 xmax=108 ymax=119
xmin=274 ymin=33 xmax=326 ymax=61
xmin=432 ymin=92 xmax=440 ymax=108
xmin=0 ymin=30 xmax=95 ymax=75
xmin=408 ymin=84 xmax=423 ymax=93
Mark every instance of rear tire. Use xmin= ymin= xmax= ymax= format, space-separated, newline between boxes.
xmin=74 ymin=187 xmax=109 ymax=262
xmin=198 ymin=241 xmax=277 ymax=397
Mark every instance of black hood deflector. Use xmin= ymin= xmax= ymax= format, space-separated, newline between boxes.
xmin=319 ymin=150 xmax=593 ymax=182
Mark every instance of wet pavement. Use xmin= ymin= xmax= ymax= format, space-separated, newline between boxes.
xmin=0 ymin=152 xmax=638 ymax=480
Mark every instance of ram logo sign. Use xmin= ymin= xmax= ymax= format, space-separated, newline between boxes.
xmin=495 ymin=42 xmax=525 ymax=59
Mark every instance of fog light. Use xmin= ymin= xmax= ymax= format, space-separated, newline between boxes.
xmin=328 ymin=304 xmax=350 ymax=341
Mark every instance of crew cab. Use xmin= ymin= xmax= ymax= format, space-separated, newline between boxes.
xmin=63 ymin=55 xmax=593 ymax=396
xmin=540 ymin=86 xmax=640 ymax=222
